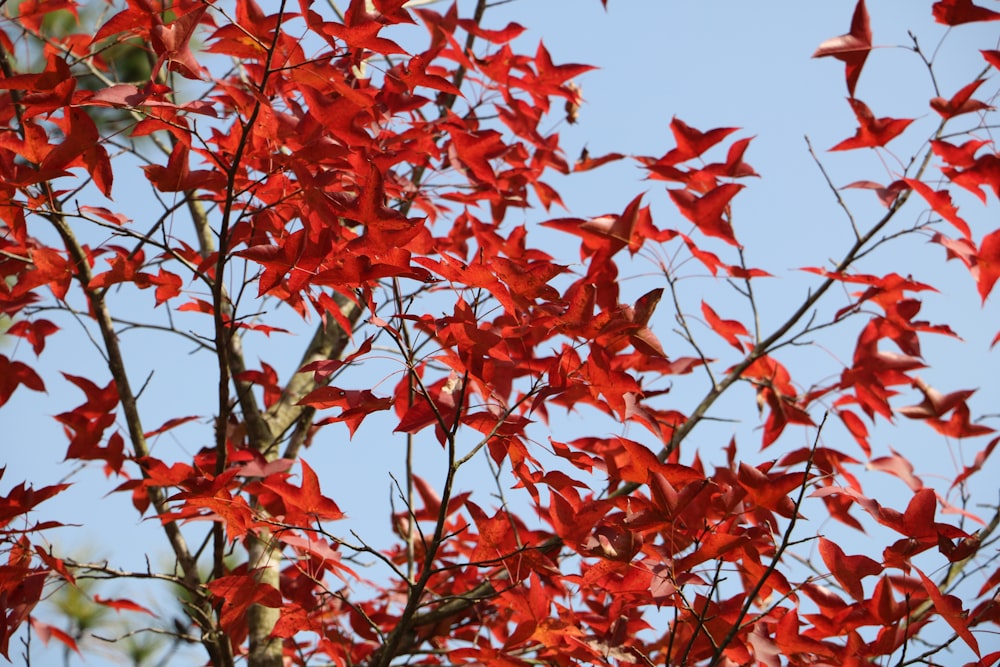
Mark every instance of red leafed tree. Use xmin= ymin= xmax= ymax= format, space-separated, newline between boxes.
xmin=1 ymin=1 xmax=999 ymax=666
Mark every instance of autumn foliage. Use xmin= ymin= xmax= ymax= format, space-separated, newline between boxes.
xmin=1 ymin=1 xmax=999 ymax=666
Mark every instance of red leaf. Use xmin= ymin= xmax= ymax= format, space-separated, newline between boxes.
xmin=178 ymin=298 xmax=214 ymax=314
xmin=79 ymin=205 xmax=129 ymax=226
xmin=701 ymin=301 xmax=750 ymax=351
xmin=0 ymin=355 xmax=45 ymax=408
xmin=206 ymin=574 xmax=282 ymax=641
xmin=257 ymin=460 xmax=344 ymax=523
xmin=933 ymin=0 xmax=1000 ymax=25
xmin=973 ymin=229 xmax=1000 ymax=302
xmin=298 ymin=387 xmax=392 ymax=436
xmin=143 ymin=415 xmax=199 ymax=439
xmin=902 ymin=488 xmax=940 ymax=538
xmin=812 ymin=0 xmax=872 ymax=96
xmin=842 ymin=180 xmax=907 ymax=207
xmin=280 ymin=534 xmax=358 ymax=581
xmin=819 ymin=537 xmax=882 ymax=601
xmin=705 ymin=136 xmax=759 ymax=179
xmin=142 ymin=142 xmax=226 ymax=193
xmin=608 ymin=437 xmax=701 ymax=486
xmin=457 ymin=19 xmax=525 ymax=43
xmin=952 ymin=436 xmax=998 ymax=489
xmin=867 ymin=449 xmax=923 ymax=492
xmin=926 ymin=402 xmax=994 ymax=439
xmin=949 ymin=153 xmax=1000 ymax=203
xmin=531 ymin=41 xmax=595 ymax=99
xmin=93 ymin=596 xmax=155 ymax=616
xmin=737 ymin=462 xmax=805 ymax=517
xmin=300 ymin=338 xmax=374 ymax=382
xmin=333 ymin=163 xmax=426 ymax=254
xmin=88 ymin=246 xmax=151 ymax=291
xmin=669 ymin=183 xmax=743 ymax=245
xmin=904 ymin=179 xmax=971 ymax=239
xmin=29 ymin=618 xmax=81 ymax=656
xmin=5 ymin=319 xmax=58 ymax=355
xmin=574 ymin=150 xmax=625 ymax=172
xmin=897 ymin=378 xmax=974 ymax=420
xmin=931 ymin=138 xmax=988 ymax=169
xmin=150 ymin=7 xmax=208 ymax=79
xmin=665 ymin=117 xmax=739 ymax=163
xmin=676 ymin=532 xmax=747 ymax=571
xmin=148 ymin=269 xmax=184 ymax=306
xmin=582 ymin=194 xmax=649 ymax=256
xmin=838 ymin=408 xmax=871 ymax=456
xmin=493 ymin=257 xmax=564 ymax=302
xmin=831 ymin=98 xmax=913 ymax=151
xmin=916 ymin=567 xmax=981 ymax=655
xmin=931 ymin=79 xmax=993 ymax=119
xmin=322 ymin=0 xmax=407 ymax=56
xmin=542 ymin=194 xmax=651 ymax=258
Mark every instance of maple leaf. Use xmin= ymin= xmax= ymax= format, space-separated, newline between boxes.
xmin=933 ymin=0 xmax=1000 ymax=25
xmin=325 ymin=0 xmax=408 ymax=56
xmin=0 ymin=355 xmax=45 ymax=408
xmin=93 ymin=596 xmax=155 ymax=616
xmin=947 ymin=153 xmax=1000 ymax=203
xmin=573 ymin=149 xmax=625 ymax=172
xmin=737 ymin=462 xmax=806 ymax=517
xmin=147 ymin=269 xmax=183 ymax=306
xmin=457 ymin=18 xmax=525 ymax=43
xmin=668 ymin=183 xmax=743 ymax=245
xmin=952 ymin=437 xmax=998 ymax=489
xmin=701 ymin=301 xmax=751 ymax=351
xmin=78 ymin=82 xmax=217 ymax=117
xmin=575 ymin=193 xmax=649 ymax=257
xmin=838 ymin=408 xmax=871 ymax=455
xmin=898 ymin=378 xmax=975 ymax=420
xmin=88 ymin=246 xmax=152 ymax=291
xmin=5 ymin=319 xmax=58 ymax=355
xmin=931 ymin=79 xmax=993 ymax=118
xmin=254 ymin=460 xmax=345 ymax=524
xmin=842 ymin=179 xmax=908 ymax=207
xmin=741 ymin=356 xmax=814 ymax=447
xmin=297 ymin=386 xmax=392 ymax=436
xmin=150 ymin=6 xmax=208 ymax=80
xmin=904 ymin=179 xmax=970 ymax=238
xmin=0 ymin=54 xmax=75 ymax=116
xmin=143 ymin=142 xmax=225 ymax=193
xmin=916 ymin=567 xmax=981 ymax=655
xmin=665 ymin=117 xmax=739 ymax=164
xmin=830 ymin=98 xmax=913 ymax=151
xmin=932 ymin=138 xmax=989 ymax=169
xmin=973 ymin=229 xmax=1000 ymax=302
xmin=529 ymin=41 xmax=595 ymax=108
xmin=541 ymin=194 xmax=654 ymax=259
xmin=29 ymin=618 xmax=80 ymax=657
xmin=392 ymin=51 xmax=461 ymax=95
xmin=704 ymin=136 xmax=759 ymax=179
xmin=207 ymin=574 xmax=282 ymax=643
xmin=868 ymin=448 xmax=924 ymax=492
xmin=819 ymin=537 xmax=882 ymax=601
xmin=813 ymin=0 xmax=872 ymax=96
xmin=926 ymin=402 xmax=994 ymax=438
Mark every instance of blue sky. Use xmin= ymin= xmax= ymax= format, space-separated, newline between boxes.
xmin=3 ymin=1 xmax=999 ymax=665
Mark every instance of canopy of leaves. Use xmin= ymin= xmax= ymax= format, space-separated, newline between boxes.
xmin=0 ymin=1 xmax=998 ymax=666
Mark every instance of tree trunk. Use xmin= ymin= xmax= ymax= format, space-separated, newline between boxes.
xmin=247 ymin=529 xmax=283 ymax=667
